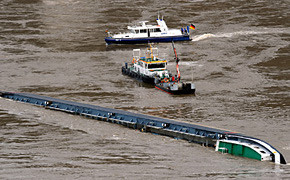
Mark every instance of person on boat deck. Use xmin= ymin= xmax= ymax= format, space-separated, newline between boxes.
xmin=175 ymin=75 xmax=178 ymax=82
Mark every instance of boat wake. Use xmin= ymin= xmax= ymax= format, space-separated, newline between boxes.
xmin=167 ymin=61 xmax=202 ymax=67
xmin=191 ymin=33 xmax=215 ymax=41
xmin=191 ymin=30 xmax=273 ymax=42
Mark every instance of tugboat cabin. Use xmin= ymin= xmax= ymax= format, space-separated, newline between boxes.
xmin=132 ymin=48 xmax=169 ymax=78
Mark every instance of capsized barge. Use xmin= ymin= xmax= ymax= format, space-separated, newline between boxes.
xmin=0 ymin=91 xmax=286 ymax=164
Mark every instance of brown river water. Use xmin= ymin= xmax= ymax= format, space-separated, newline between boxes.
xmin=0 ymin=0 xmax=290 ymax=179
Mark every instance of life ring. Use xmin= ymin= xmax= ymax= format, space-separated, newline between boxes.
xmin=164 ymin=78 xmax=169 ymax=83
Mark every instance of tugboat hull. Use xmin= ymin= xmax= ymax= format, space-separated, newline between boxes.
xmin=155 ymin=82 xmax=195 ymax=95
xmin=105 ymin=35 xmax=191 ymax=45
xmin=122 ymin=66 xmax=155 ymax=84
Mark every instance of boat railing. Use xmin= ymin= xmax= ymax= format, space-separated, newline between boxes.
xmin=140 ymin=21 xmax=149 ymax=27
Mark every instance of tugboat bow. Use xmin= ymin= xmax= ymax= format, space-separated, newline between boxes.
xmin=154 ymin=42 xmax=196 ymax=95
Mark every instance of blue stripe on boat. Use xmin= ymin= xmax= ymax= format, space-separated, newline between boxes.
xmin=105 ymin=35 xmax=191 ymax=44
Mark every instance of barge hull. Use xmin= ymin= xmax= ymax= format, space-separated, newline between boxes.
xmin=0 ymin=91 xmax=286 ymax=164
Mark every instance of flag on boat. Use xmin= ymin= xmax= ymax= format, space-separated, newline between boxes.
xmin=190 ymin=24 xmax=195 ymax=30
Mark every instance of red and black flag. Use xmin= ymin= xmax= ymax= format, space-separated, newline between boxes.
xmin=190 ymin=24 xmax=196 ymax=30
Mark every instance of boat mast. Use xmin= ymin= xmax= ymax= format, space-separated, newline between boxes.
xmin=146 ymin=44 xmax=154 ymax=59
xmin=172 ymin=41 xmax=181 ymax=82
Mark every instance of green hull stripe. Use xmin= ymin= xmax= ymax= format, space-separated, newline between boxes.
xmin=218 ymin=141 xmax=261 ymax=161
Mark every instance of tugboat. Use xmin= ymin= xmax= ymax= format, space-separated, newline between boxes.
xmin=121 ymin=44 xmax=168 ymax=84
xmin=154 ymin=42 xmax=195 ymax=95
xmin=121 ymin=43 xmax=195 ymax=95
xmin=105 ymin=16 xmax=191 ymax=45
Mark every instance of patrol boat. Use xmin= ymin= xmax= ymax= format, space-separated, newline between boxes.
xmin=105 ymin=16 xmax=191 ymax=45
xmin=121 ymin=43 xmax=195 ymax=95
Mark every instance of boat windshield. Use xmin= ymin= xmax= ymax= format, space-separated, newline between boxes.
xmin=154 ymin=28 xmax=161 ymax=32
xmin=140 ymin=29 xmax=147 ymax=33
xmin=148 ymin=63 xmax=165 ymax=69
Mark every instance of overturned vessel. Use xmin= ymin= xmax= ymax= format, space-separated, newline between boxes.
xmin=0 ymin=91 xmax=287 ymax=164
xmin=121 ymin=43 xmax=195 ymax=95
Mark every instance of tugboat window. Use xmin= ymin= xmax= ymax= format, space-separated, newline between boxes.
xmin=135 ymin=30 xmax=139 ymax=33
xmin=148 ymin=63 xmax=165 ymax=69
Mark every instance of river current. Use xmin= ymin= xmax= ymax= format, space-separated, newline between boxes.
xmin=0 ymin=0 xmax=290 ymax=179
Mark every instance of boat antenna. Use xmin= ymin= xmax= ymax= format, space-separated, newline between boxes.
xmin=172 ymin=41 xmax=181 ymax=82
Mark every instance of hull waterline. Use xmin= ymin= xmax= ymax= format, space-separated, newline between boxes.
xmin=105 ymin=35 xmax=191 ymax=45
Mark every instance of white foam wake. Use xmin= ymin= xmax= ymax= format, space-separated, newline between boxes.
xmin=191 ymin=34 xmax=215 ymax=41
xmin=191 ymin=30 xmax=271 ymax=42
